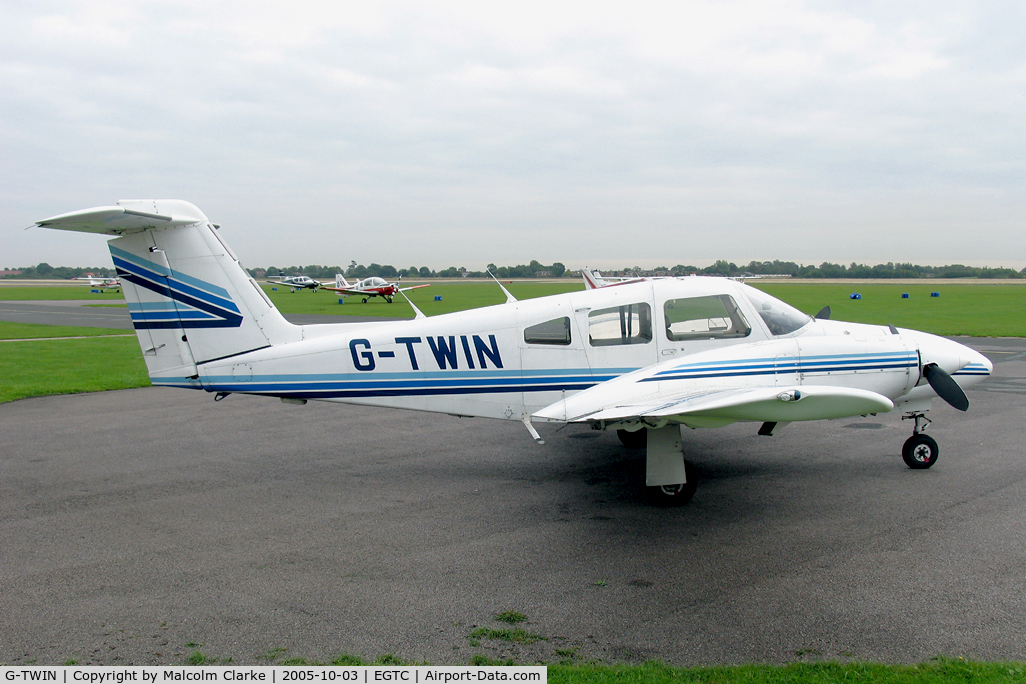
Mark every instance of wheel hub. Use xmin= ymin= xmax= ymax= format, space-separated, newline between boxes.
xmin=912 ymin=444 xmax=932 ymax=462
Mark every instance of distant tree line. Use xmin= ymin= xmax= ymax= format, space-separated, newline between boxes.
xmin=251 ymin=260 xmax=568 ymax=280
xmin=1 ymin=263 xmax=116 ymax=279
xmin=607 ymin=260 xmax=1026 ymax=279
xmin=6 ymin=259 xmax=1025 ymax=281
xmin=727 ymin=260 xmax=1025 ymax=279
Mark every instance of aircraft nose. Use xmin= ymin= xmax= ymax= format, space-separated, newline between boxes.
xmin=957 ymin=345 xmax=993 ymax=380
xmin=916 ymin=333 xmax=992 ymax=381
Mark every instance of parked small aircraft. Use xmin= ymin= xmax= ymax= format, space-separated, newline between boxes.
xmin=37 ymin=200 xmax=993 ymax=505
xmin=265 ymin=274 xmax=325 ymax=292
xmin=581 ymin=268 xmax=649 ymax=289
xmin=75 ymin=274 xmax=121 ymax=292
xmin=323 ymin=274 xmax=429 ymax=303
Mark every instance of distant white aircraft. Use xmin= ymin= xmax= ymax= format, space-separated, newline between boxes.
xmin=322 ymin=274 xmax=429 ymax=303
xmin=38 ymin=200 xmax=993 ymax=505
xmin=75 ymin=274 xmax=121 ymax=292
xmin=265 ymin=274 xmax=325 ymax=292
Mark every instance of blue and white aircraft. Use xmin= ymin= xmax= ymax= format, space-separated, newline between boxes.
xmin=37 ymin=200 xmax=993 ymax=505
xmin=265 ymin=274 xmax=325 ymax=292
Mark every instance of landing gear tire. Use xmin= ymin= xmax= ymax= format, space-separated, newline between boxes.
xmin=648 ymin=459 xmax=697 ymax=506
xmin=362 ymin=298 xmax=368 ymax=303
xmin=617 ymin=428 xmax=647 ymax=449
xmin=902 ymin=434 xmax=939 ymax=469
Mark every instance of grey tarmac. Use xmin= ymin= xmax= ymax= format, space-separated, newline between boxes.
xmin=1 ymin=335 xmax=1025 ymax=666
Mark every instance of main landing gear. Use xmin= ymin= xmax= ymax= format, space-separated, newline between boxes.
xmin=650 ymin=459 xmax=697 ymax=506
xmin=901 ymin=412 xmax=939 ymax=469
xmin=618 ymin=426 xmax=697 ymax=506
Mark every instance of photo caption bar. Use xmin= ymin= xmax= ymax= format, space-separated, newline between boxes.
xmin=0 ymin=667 xmax=545 ymax=684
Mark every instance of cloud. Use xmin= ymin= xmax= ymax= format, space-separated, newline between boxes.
xmin=3 ymin=1 xmax=1024 ymax=270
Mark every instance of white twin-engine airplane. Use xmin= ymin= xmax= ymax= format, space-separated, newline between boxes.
xmin=265 ymin=274 xmax=325 ymax=292
xmin=37 ymin=200 xmax=993 ymax=505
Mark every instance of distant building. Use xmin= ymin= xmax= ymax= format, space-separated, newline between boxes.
xmin=0 ymin=269 xmax=23 ymax=277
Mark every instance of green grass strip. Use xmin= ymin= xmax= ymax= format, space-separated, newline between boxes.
xmin=0 ymin=321 xmax=130 ymax=340
xmin=5 ymin=281 xmax=1026 ymax=336
xmin=0 ymin=335 xmax=149 ymax=403
xmin=548 ymin=659 xmax=1026 ymax=683
xmin=754 ymin=283 xmax=1026 ymax=337
xmin=261 ymin=281 xmax=582 ymax=318
xmin=0 ymin=286 xmax=126 ymax=301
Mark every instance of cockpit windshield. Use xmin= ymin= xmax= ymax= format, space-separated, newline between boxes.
xmin=740 ymin=284 xmax=811 ymax=336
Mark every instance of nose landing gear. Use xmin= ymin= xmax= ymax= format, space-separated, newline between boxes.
xmin=901 ymin=412 xmax=938 ymax=469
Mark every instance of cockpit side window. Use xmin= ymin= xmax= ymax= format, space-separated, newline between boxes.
xmin=588 ymin=303 xmax=653 ymax=346
xmin=524 ymin=317 xmax=572 ymax=345
xmin=741 ymin=284 xmax=811 ymax=336
xmin=663 ymin=295 xmax=751 ymax=340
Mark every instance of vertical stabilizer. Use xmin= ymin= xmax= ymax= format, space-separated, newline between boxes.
xmin=37 ymin=200 xmax=300 ymax=388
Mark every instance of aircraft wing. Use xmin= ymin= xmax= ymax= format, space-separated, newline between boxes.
xmin=398 ymin=284 xmax=430 ymax=292
xmin=320 ymin=286 xmax=368 ymax=296
xmin=534 ymin=384 xmax=894 ymax=425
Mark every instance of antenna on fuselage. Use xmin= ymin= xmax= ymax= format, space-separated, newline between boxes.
xmin=487 ymin=271 xmax=517 ymax=303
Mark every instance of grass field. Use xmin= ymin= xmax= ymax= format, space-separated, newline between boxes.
xmin=6 ymin=280 xmax=1021 ymax=336
xmin=260 ymin=280 xmax=582 ymax=317
xmin=0 ymin=322 xmax=149 ymax=403
xmin=0 ymin=286 xmax=126 ymax=301
xmin=755 ymin=283 xmax=1026 ymax=338
xmin=0 ymin=321 xmax=134 ymax=340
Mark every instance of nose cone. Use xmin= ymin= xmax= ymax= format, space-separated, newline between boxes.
xmin=911 ymin=330 xmax=992 ymax=387
xmin=951 ymin=345 xmax=993 ymax=385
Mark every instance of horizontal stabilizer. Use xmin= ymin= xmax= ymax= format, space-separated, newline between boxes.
xmin=36 ymin=200 xmax=208 ymax=235
xmin=535 ymin=385 xmax=894 ymax=424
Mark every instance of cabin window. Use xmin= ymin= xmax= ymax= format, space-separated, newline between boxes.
xmin=588 ymin=303 xmax=652 ymax=346
xmin=524 ymin=317 xmax=572 ymax=345
xmin=663 ymin=295 xmax=751 ymax=341
xmin=740 ymin=284 xmax=811 ymax=336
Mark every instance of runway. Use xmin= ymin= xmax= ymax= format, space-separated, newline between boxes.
xmin=1 ymin=323 xmax=1025 ymax=665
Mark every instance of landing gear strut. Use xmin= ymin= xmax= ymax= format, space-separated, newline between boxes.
xmin=901 ymin=412 xmax=938 ymax=469
xmin=640 ymin=425 xmax=696 ymax=506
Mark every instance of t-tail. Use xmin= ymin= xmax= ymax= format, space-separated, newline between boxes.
xmin=36 ymin=200 xmax=301 ymax=388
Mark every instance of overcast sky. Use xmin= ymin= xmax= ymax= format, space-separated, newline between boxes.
xmin=3 ymin=1 xmax=1024 ymax=271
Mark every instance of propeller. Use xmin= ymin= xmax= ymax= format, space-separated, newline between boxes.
xmin=923 ymin=363 xmax=969 ymax=411
xmin=815 ymin=306 xmax=830 ymax=320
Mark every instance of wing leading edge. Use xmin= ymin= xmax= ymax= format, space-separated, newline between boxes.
xmin=534 ymin=384 xmax=894 ymax=426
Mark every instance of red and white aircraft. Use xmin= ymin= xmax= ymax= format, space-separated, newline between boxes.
xmin=323 ymin=274 xmax=429 ymax=303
